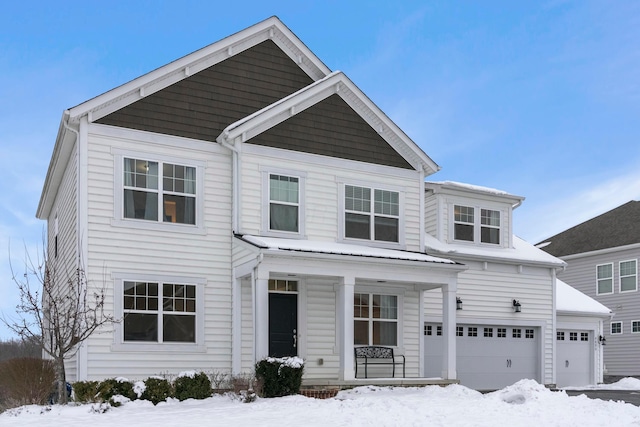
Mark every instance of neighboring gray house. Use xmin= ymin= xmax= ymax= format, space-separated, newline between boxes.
xmin=36 ymin=17 xmax=598 ymax=390
xmin=539 ymin=201 xmax=640 ymax=376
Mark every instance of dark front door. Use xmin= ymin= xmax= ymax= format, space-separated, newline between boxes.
xmin=269 ymin=293 xmax=298 ymax=357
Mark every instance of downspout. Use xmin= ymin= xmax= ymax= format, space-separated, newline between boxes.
xmin=217 ymin=131 xmax=241 ymax=234
xmin=419 ymin=167 xmax=426 ymax=252
xmin=251 ymin=253 xmax=264 ymax=363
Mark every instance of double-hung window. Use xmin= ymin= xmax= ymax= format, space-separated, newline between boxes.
xmin=123 ymin=158 xmax=196 ymax=225
xmin=454 ymin=205 xmax=500 ymax=244
xmin=269 ymin=174 xmax=299 ymax=233
xmin=123 ymin=281 xmax=196 ymax=343
xmin=345 ymin=185 xmax=399 ymax=243
xmin=354 ymin=293 xmax=398 ymax=346
xmin=596 ymin=263 xmax=613 ymax=295
xmin=620 ymin=260 xmax=637 ymax=292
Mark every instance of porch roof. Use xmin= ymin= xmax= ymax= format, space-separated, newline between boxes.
xmin=238 ymin=234 xmax=460 ymax=265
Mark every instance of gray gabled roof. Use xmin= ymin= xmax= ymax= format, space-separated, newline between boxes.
xmin=537 ymin=201 xmax=640 ymax=257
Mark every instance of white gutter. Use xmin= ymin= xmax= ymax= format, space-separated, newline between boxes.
xmin=217 ymin=134 xmax=241 ymax=233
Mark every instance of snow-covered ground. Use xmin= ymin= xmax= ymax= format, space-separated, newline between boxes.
xmin=2 ymin=379 xmax=640 ymax=427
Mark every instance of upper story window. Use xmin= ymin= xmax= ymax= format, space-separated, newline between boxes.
xmin=453 ymin=205 xmax=501 ymax=245
xmin=123 ymin=158 xmax=196 ymax=225
xmin=269 ymin=174 xmax=299 ymax=233
xmin=620 ymin=260 xmax=637 ymax=293
xmin=596 ymin=263 xmax=613 ymax=295
xmin=345 ymin=185 xmax=399 ymax=243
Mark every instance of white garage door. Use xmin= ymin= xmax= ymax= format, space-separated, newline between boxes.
xmin=424 ymin=323 xmax=540 ymax=390
xmin=556 ymin=330 xmax=592 ymax=388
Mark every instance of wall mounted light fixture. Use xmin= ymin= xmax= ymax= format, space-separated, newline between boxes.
xmin=512 ymin=299 xmax=522 ymax=313
xmin=599 ymin=335 xmax=606 ymax=346
xmin=456 ymin=297 xmax=463 ymax=311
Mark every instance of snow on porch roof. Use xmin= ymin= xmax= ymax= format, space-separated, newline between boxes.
xmin=239 ymin=235 xmax=460 ymax=265
xmin=556 ymin=279 xmax=612 ymax=317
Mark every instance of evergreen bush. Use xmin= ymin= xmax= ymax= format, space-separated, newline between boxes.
xmin=141 ymin=377 xmax=173 ymax=405
xmin=173 ymin=372 xmax=212 ymax=401
xmin=96 ymin=378 xmax=136 ymax=406
xmin=72 ymin=381 xmax=100 ymax=403
xmin=254 ymin=357 xmax=304 ymax=398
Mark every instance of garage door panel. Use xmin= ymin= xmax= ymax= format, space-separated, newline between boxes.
xmin=556 ymin=329 xmax=592 ymax=387
xmin=424 ymin=323 xmax=539 ymax=390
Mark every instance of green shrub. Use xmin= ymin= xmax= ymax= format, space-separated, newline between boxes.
xmin=141 ymin=377 xmax=173 ymax=405
xmin=0 ymin=357 xmax=55 ymax=410
xmin=72 ymin=381 xmax=100 ymax=403
xmin=173 ymin=372 xmax=211 ymax=401
xmin=255 ymin=357 xmax=304 ymax=398
xmin=96 ymin=378 xmax=136 ymax=406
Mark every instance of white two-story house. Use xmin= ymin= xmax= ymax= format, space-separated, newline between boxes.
xmin=36 ymin=17 xmax=601 ymax=390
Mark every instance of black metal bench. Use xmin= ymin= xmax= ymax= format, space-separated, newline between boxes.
xmin=354 ymin=346 xmax=405 ymax=378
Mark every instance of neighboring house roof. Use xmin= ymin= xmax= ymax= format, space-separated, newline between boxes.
xmin=424 ymin=233 xmax=566 ymax=268
xmin=217 ymin=71 xmax=439 ymax=174
xmin=537 ymin=201 xmax=640 ymax=257
xmin=556 ymin=279 xmax=611 ymax=317
xmin=239 ymin=235 xmax=461 ymax=266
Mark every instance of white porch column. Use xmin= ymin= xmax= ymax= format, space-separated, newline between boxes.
xmin=441 ymin=280 xmax=457 ymax=380
xmin=254 ymin=267 xmax=270 ymax=361
xmin=339 ymin=275 xmax=355 ymax=381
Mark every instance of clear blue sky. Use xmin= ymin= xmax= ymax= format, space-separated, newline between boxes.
xmin=1 ymin=1 xmax=639 ymax=339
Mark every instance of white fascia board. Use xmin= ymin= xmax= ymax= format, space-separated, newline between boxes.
xmin=36 ymin=112 xmax=76 ymax=219
xmin=218 ymin=71 xmax=440 ymax=174
xmin=425 ymin=181 xmax=525 ymax=205
xmin=66 ymin=16 xmax=331 ymax=124
xmin=559 ymin=242 xmax=640 ymax=260
xmin=556 ymin=309 xmax=613 ymax=319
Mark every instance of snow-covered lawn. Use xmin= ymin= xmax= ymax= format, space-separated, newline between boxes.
xmin=2 ymin=379 xmax=640 ymax=427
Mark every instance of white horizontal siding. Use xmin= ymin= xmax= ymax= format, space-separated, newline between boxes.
xmin=240 ymin=147 xmax=423 ymax=251
xmin=424 ymin=194 xmax=438 ymax=238
xmin=82 ymin=127 xmax=235 ymax=380
xmin=304 ymin=279 xmax=339 ymax=379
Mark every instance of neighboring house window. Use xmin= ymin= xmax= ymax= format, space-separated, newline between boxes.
xmin=453 ymin=205 xmax=500 ymax=244
xmin=354 ymin=293 xmax=398 ymax=346
xmin=123 ymin=158 xmax=196 ymax=225
xmin=269 ymin=174 xmax=299 ymax=233
xmin=620 ymin=260 xmax=637 ymax=293
xmin=632 ymin=321 xmax=640 ymax=333
xmin=123 ymin=281 xmax=196 ymax=343
xmin=596 ymin=263 xmax=613 ymax=295
xmin=611 ymin=322 xmax=622 ymax=335
xmin=345 ymin=185 xmax=399 ymax=243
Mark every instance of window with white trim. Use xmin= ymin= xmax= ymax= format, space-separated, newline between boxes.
xmin=123 ymin=281 xmax=196 ymax=343
xmin=620 ymin=260 xmax=637 ymax=292
xmin=484 ymin=327 xmax=493 ymax=337
xmin=557 ymin=331 xmax=565 ymax=341
xmin=632 ymin=321 xmax=640 ymax=333
xmin=569 ymin=332 xmax=577 ymax=341
xmin=269 ymin=174 xmax=299 ymax=233
xmin=596 ymin=263 xmax=613 ymax=295
xmin=456 ymin=326 xmax=464 ymax=337
xmin=123 ymin=158 xmax=196 ymax=225
xmin=525 ymin=329 xmax=534 ymax=339
xmin=512 ymin=328 xmax=522 ymax=338
xmin=453 ymin=205 xmax=501 ymax=244
xmin=345 ymin=185 xmax=399 ymax=243
xmin=468 ymin=327 xmax=478 ymax=337
xmin=580 ymin=332 xmax=589 ymax=341
xmin=611 ymin=321 xmax=622 ymax=335
xmin=354 ymin=293 xmax=398 ymax=346
xmin=497 ymin=328 xmax=506 ymax=338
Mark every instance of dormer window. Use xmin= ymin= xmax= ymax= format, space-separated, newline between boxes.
xmin=453 ymin=205 xmax=501 ymax=245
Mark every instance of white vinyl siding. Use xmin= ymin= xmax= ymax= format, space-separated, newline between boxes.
xmin=242 ymin=145 xmax=421 ymax=251
xmin=81 ymin=125 xmax=233 ymax=380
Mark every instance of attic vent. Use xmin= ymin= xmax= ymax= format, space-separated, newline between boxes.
xmin=227 ymin=46 xmax=233 ymax=56
xmin=184 ymin=66 xmax=191 ymax=76
xmin=139 ymin=87 xmax=145 ymax=97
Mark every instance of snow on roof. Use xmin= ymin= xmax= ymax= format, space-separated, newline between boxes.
xmin=424 ymin=233 xmax=566 ymax=267
xmin=427 ymin=181 xmax=513 ymax=197
xmin=556 ymin=279 xmax=611 ymax=316
xmin=240 ymin=235 xmax=459 ymax=265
